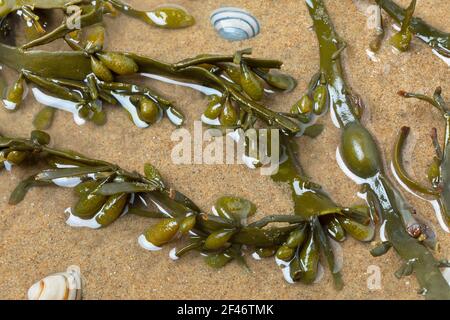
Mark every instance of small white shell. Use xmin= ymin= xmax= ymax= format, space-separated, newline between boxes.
xmin=27 ymin=265 xmax=82 ymax=300
xmin=210 ymin=7 xmax=260 ymax=41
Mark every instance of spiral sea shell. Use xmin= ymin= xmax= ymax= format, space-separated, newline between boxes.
xmin=210 ymin=7 xmax=260 ymax=41
xmin=27 ymin=265 xmax=82 ymax=300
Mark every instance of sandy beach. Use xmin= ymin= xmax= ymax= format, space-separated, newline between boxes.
xmin=0 ymin=0 xmax=449 ymax=299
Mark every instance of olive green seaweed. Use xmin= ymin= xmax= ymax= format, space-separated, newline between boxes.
xmin=0 ymin=130 xmax=323 ymax=267
xmin=0 ymin=1 xmax=300 ymax=133
xmin=393 ymin=88 xmax=450 ymax=228
xmin=231 ymin=124 xmax=374 ymax=287
xmin=20 ymin=2 xmax=106 ymax=50
xmin=0 ymin=50 xmax=300 ymax=133
xmin=270 ymin=134 xmax=376 ymax=288
xmin=376 ymin=0 xmax=450 ymax=57
xmin=0 ymin=127 xmax=377 ymax=287
xmin=1 ymin=0 xmax=448 ymax=299
xmin=387 ymin=0 xmax=416 ymax=52
xmin=105 ymin=0 xmax=195 ymax=29
xmin=307 ymin=0 xmax=450 ymax=299
xmin=0 ymin=0 xmax=195 ymax=40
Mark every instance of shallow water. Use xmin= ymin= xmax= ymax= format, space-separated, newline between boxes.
xmin=0 ymin=0 xmax=448 ymax=300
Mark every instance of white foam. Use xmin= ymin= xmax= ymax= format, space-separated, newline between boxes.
xmin=432 ymin=49 xmax=450 ymax=67
xmin=275 ymin=257 xmax=294 ymax=284
xmin=241 ymin=154 xmax=258 ymax=169
xmin=52 ymin=177 xmax=83 ymax=188
xmin=3 ymin=161 xmax=12 ymax=171
xmin=390 ymin=162 xmax=428 ymax=201
xmin=2 ymin=99 xmax=17 ymax=110
xmin=166 ymin=108 xmax=183 ymax=126
xmin=329 ymin=99 xmax=341 ymax=129
xmin=442 ymin=267 xmax=450 ymax=286
xmin=138 ymin=234 xmax=162 ymax=251
xmin=2 ymin=82 xmax=28 ymax=111
xmin=380 ymin=220 xmax=388 ymax=242
xmin=64 ymin=207 xmax=102 ymax=229
xmin=32 ymin=88 xmax=85 ymax=126
xmin=201 ymin=114 xmax=221 ymax=126
xmin=169 ymin=248 xmax=179 ymax=260
xmin=391 ymin=162 xmax=449 ymax=233
xmin=110 ymin=92 xmax=149 ymax=128
xmin=146 ymin=11 xmax=166 ymax=26
xmin=366 ymin=49 xmax=380 ymax=62
xmin=211 ymin=206 xmax=219 ymax=216
xmin=430 ymin=200 xmax=450 ymax=233
xmin=251 ymin=252 xmax=262 ymax=261
xmin=54 ymin=164 xmax=78 ymax=169
xmin=141 ymin=73 xmax=222 ymax=96
xmin=65 ymin=192 xmax=131 ymax=229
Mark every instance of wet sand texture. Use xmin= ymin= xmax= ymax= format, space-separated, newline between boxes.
xmin=0 ymin=0 xmax=449 ymax=299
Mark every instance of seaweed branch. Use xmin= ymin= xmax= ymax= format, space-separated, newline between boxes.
xmin=376 ymin=0 xmax=450 ymax=57
xmin=1 ymin=128 xmax=375 ymax=286
xmin=307 ymin=0 xmax=450 ymax=299
xmin=394 ymin=88 xmax=450 ymax=229
xmin=0 ymin=0 xmax=195 ymax=50
xmin=0 ymin=131 xmax=330 ymax=276
xmin=1 ymin=23 xmax=302 ymax=132
xmin=269 ymin=134 xmax=375 ymax=288
xmin=0 ymin=130 xmax=305 ymax=260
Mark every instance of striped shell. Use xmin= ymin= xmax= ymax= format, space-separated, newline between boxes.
xmin=27 ymin=265 xmax=82 ymax=300
xmin=210 ymin=7 xmax=260 ymax=41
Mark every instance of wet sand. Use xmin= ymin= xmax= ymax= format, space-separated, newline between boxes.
xmin=0 ymin=0 xmax=449 ymax=299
